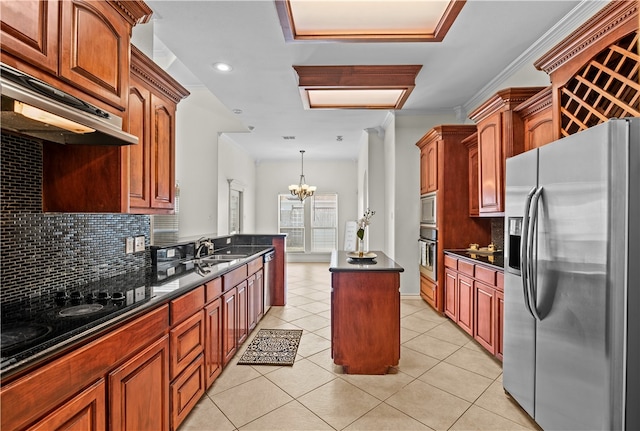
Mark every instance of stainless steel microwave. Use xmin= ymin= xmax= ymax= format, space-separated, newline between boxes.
xmin=420 ymin=192 xmax=437 ymax=226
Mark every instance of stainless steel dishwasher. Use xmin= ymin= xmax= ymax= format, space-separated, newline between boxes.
xmin=263 ymin=251 xmax=275 ymax=313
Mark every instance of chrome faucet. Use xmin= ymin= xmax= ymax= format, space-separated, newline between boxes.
xmin=195 ymin=237 xmax=214 ymax=258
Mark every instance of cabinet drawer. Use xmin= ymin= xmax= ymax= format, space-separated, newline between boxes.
xmin=496 ymin=271 xmax=504 ymax=292
xmin=475 ymin=265 xmax=496 ymax=286
xmin=419 ymin=273 xmax=436 ymax=307
xmin=170 ymin=311 xmax=205 ymax=380
xmin=444 ymin=254 xmax=458 ymax=270
xmin=458 ymin=260 xmax=474 ymax=276
xmin=205 ymin=278 xmax=223 ymax=304
xmin=170 ymin=286 xmax=205 ymax=325
xmin=247 ymin=256 xmax=263 ymax=275
xmin=223 ymin=265 xmax=248 ymax=291
xmin=170 ymin=353 xmax=205 ymax=431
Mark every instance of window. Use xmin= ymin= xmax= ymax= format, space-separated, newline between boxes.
xmin=278 ymin=193 xmax=338 ymax=253
xmin=278 ymin=195 xmax=305 ymax=251
xmin=311 ymin=194 xmax=338 ymax=252
xmin=228 ymin=180 xmax=244 ymax=234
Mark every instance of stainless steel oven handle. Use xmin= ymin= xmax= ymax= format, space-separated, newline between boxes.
xmin=521 ymin=187 xmax=536 ymax=318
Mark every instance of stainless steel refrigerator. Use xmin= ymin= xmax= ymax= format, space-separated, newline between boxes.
xmin=503 ymin=117 xmax=639 ymax=430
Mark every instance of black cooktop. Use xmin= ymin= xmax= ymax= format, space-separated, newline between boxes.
xmin=0 ymin=270 xmax=153 ymax=371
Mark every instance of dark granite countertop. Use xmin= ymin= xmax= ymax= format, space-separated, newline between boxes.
xmin=329 ymin=250 xmax=404 ymax=272
xmin=0 ymin=245 xmax=274 ymax=379
xmin=444 ymin=249 xmax=504 ymax=271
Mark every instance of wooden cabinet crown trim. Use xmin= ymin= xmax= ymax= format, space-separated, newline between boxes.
xmin=514 ymin=86 xmax=552 ymax=117
xmin=534 ymin=1 xmax=638 ymax=75
xmin=108 ymin=0 xmax=153 ymax=26
xmin=131 ymin=45 xmax=190 ymax=103
xmin=416 ymin=124 xmax=477 ymax=148
xmin=468 ymin=87 xmax=546 ymax=122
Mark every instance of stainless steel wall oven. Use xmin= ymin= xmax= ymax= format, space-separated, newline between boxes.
xmin=419 ymin=226 xmax=437 ymax=282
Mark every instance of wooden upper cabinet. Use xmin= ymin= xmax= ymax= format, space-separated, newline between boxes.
xmin=468 ymin=87 xmax=545 ymax=216
xmin=0 ymin=0 xmax=59 ymax=74
xmin=425 ymin=140 xmax=438 ymax=193
xmin=514 ymin=87 xmax=554 ymax=152
xmin=535 ymin=1 xmax=638 ymax=140
xmin=418 ymin=137 xmax=438 ymax=194
xmin=476 ymin=110 xmax=503 ymax=214
xmin=461 ymin=133 xmax=479 ymax=217
xmin=1 ymin=0 xmax=152 ymax=114
xmin=59 ymin=0 xmax=130 ymax=110
xmin=150 ymin=93 xmax=176 ymax=210
xmin=128 ymin=46 xmax=188 ymax=214
xmin=128 ymin=78 xmax=152 ymax=209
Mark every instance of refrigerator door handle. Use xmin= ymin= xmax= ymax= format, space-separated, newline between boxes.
xmin=527 ymin=186 xmax=544 ymax=321
xmin=521 ymin=187 xmax=537 ymax=318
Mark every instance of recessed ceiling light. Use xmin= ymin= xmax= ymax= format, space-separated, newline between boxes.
xmin=212 ymin=62 xmax=233 ymax=72
xmin=283 ymin=136 xmax=296 ymax=140
xmin=232 ymin=109 xmax=243 ymax=114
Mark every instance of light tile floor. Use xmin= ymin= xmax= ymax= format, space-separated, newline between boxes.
xmin=179 ymin=263 xmax=540 ymax=431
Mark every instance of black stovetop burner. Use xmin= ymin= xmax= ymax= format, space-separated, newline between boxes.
xmin=1 ymin=271 xmax=153 ymax=372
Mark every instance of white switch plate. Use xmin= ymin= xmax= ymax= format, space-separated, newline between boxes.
xmin=125 ymin=237 xmax=134 ymax=254
xmin=226 ymin=238 xmax=231 ymax=244
xmin=134 ymin=236 xmax=145 ymax=252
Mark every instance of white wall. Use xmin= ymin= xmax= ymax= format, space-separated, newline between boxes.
xmin=255 ymin=158 xmax=358 ymax=261
xmin=176 ymin=87 xmax=243 ymax=239
xmin=390 ymin=112 xmax=460 ymax=295
xmin=217 ymin=135 xmax=257 ymax=235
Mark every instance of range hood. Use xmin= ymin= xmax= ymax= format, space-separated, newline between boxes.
xmin=1 ymin=63 xmax=137 ymax=146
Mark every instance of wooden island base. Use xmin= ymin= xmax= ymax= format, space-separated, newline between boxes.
xmin=329 ymin=250 xmax=404 ymax=375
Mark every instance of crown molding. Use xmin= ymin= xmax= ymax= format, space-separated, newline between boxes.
xmin=463 ymin=0 xmax=608 ymax=115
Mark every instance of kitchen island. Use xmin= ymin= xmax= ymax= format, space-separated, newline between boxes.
xmin=329 ymin=250 xmax=404 ymax=374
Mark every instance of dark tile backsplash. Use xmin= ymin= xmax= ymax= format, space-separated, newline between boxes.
xmin=1 ymin=133 xmax=150 ymax=305
xmin=491 ymin=217 xmax=505 ymax=250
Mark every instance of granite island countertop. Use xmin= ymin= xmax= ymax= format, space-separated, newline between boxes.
xmin=329 ymin=250 xmax=404 ymax=272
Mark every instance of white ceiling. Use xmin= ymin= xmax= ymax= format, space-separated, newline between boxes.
xmin=144 ymin=0 xmax=599 ymax=162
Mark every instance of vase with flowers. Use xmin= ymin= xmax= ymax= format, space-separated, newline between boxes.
xmin=356 ymin=208 xmax=375 ymax=257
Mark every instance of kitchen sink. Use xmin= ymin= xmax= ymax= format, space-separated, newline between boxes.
xmin=207 ymin=254 xmax=247 ymax=260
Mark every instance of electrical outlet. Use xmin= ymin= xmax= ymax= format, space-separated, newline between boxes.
xmin=226 ymin=238 xmax=231 ymax=244
xmin=134 ymin=286 xmax=145 ymax=302
xmin=134 ymin=236 xmax=145 ymax=252
xmin=125 ymin=237 xmax=134 ymax=254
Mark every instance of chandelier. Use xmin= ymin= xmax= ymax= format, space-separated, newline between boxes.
xmin=289 ymin=150 xmax=316 ymax=201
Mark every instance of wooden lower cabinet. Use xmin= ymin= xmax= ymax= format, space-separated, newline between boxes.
xmin=222 ymin=286 xmax=238 ymax=366
xmin=331 ymin=270 xmax=400 ymax=374
xmin=2 ymin=257 xmax=274 ymax=431
xmin=169 ymin=311 xmax=205 ymax=380
xmin=443 ymin=268 xmax=457 ymax=320
xmin=443 ymin=254 xmax=504 ymax=360
xmin=236 ymin=280 xmax=248 ymax=345
xmin=28 ymin=379 xmax=106 ymax=431
xmin=109 ymin=335 xmax=170 ymax=431
xmin=457 ymin=274 xmax=474 ymax=336
xmin=419 ymin=272 xmax=437 ymax=308
xmin=474 ymin=282 xmax=496 ymax=354
xmin=205 ymin=297 xmax=223 ymax=388
xmin=248 ymin=269 xmax=265 ymax=331
xmin=170 ymin=354 xmax=205 ymax=431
